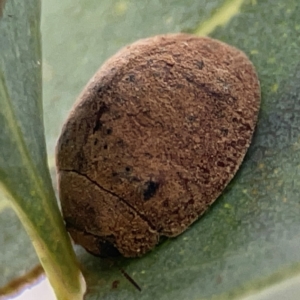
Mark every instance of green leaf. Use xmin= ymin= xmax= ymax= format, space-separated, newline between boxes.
xmin=1 ymin=0 xmax=300 ymax=299
xmin=0 ymin=1 xmax=85 ymax=299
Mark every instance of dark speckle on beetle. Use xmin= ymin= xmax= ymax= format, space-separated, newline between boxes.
xmin=143 ymin=181 xmax=160 ymax=201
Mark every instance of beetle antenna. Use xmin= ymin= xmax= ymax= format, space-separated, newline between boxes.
xmin=119 ymin=267 xmax=141 ymax=292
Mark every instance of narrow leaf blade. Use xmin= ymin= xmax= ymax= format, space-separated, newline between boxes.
xmin=0 ymin=1 xmax=85 ymax=299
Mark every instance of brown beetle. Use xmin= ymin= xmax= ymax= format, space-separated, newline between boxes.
xmin=56 ymin=34 xmax=260 ymax=257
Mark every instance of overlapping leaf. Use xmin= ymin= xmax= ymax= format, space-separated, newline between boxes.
xmin=0 ymin=1 xmax=84 ymax=299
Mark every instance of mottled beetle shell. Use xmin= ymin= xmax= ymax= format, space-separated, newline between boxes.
xmin=56 ymin=34 xmax=260 ymax=257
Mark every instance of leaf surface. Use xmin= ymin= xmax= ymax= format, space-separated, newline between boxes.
xmin=2 ymin=0 xmax=300 ymax=299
